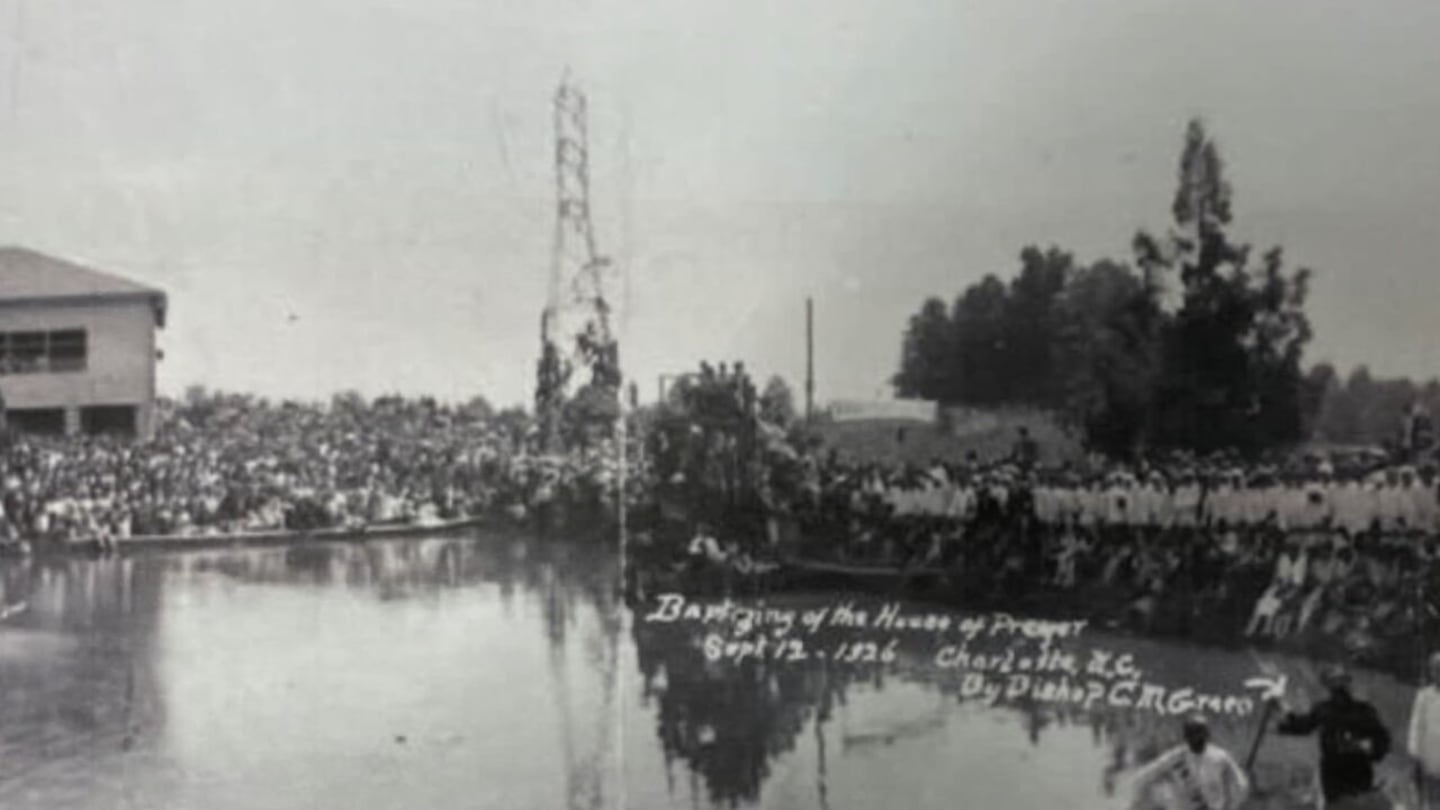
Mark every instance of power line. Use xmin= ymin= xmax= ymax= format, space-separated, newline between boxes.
xmin=535 ymin=73 xmax=620 ymax=453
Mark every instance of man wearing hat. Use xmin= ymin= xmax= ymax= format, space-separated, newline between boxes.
xmin=1128 ymin=714 xmax=1249 ymax=810
xmin=1271 ymin=663 xmax=1393 ymax=808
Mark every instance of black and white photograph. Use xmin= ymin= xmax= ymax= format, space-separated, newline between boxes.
xmin=1 ymin=2 xmax=1438 ymax=809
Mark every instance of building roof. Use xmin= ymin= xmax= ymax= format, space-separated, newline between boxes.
xmin=0 ymin=246 xmax=166 ymax=326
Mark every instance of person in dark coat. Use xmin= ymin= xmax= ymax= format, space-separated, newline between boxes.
xmin=1270 ymin=663 xmax=1392 ymax=807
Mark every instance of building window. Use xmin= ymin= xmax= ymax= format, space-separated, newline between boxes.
xmin=81 ymin=404 xmax=137 ymax=437
xmin=49 ymin=329 xmax=88 ymax=372
xmin=8 ymin=331 xmax=47 ymax=373
xmin=0 ymin=329 xmax=88 ymax=375
xmin=6 ymin=407 xmax=66 ymax=435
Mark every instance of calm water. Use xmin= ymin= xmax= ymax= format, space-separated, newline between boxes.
xmin=0 ymin=534 xmax=1421 ymax=810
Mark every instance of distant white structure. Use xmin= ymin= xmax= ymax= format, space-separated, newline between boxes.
xmin=0 ymin=247 xmax=166 ymax=438
xmin=828 ymin=399 xmax=937 ymax=423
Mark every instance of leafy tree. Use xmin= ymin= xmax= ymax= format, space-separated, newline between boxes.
xmin=330 ymin=390 xmax=366 ymax=411
xmin=1138 ymin=119 xmax=1315 ymax=456
xmin=458 ymin=395 xmax=495 ymax=422
xmin=534 ymin=333 xmax=570 ymax=451
xmin=892 ymin=297 xmax=953 ymax=399
xmin=893 ymin=249 xmax=1076 ymax=408
xmin=1328 ymin=365 xmax=1376 ymax=443
xmin=1311 ymin=365 xmax=1440 ymax=450
xmin=949 ymin=274 xmax=1011 ymax=405
xmin=1052 ymin=259 xmax=1157 ymax=456
xmin=1003 ymin=246 xmax=1074 ymax=405
xmin=492 ymin=406 xmax=532 ymax=449
xmin=890 ymin=119 xmax=1320 ymax=458
xmin=758 ymin=375 xmax=797 ymax=427
xmin=1304 ymin=363 xmax=1340 ymax=439
xmin=535 ymin=312 xmax=621 ymax=452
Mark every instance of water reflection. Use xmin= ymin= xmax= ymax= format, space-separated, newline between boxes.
xmin=628 ymin=592 xmax=1422 ymax=810
xmin=0 ymin=533 xmax=622 ymax=810
xmin=0 ymin=540 xmax=1423 ymax=809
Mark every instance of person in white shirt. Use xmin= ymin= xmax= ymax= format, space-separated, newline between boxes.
xmin=1246 ymin=539 xmax=1307 ymax=638
xmin=1053 ymin=520 xmax=1088 ymax=589
xmin=1107 ymin=474 xmax=1135 ymax=527
xmin=1248 ymin=476 xmax=1282 ymax=529
xmin=945 ymin=483 xmax=975 ymax=522
xmin=1141 ymin=472 xmax=1170 ymax=528
xmin=687 ymin=523 xmax=728 ymax=566
xmin=1396 ymin=465 xmax=1436 ymax=534
xmin=1079 ymin=481 xmax=1105 ymax=529
xmin=989 ymin=471 xmax=1012 ymax=511
xmin=1295 ymin=542 xmax=1337 ymax=633
xmin=1129 ymin=714 xmax=1249 ymax=810
xmin=1173 ymin=472 xmax=1202 ymax=528
xmin=1377 ymin=469 xmax=1408 ymax=533
xmin=1298 ymin=475 xmax=1335 ymax=532
xmin=1275 ymin=479 xmax=1302 ymax=531
xmin=1058 ymin=480 xmax=1081 ymax=524
xmin=1208 ymin=471 xmax=1244 ymax=528
xmin=1033 ymin=482 xmax=1057 ymax=525
xmin=884 ymin=479 xmax=910 ymax=517
xmin=1390 ymin=467 xmax=1423 ymax=533
xmin=1334 ymin=472 xmax=1379 ymax=536
xmin=1417 ymin=466 xmax=1440 ymax=535
xmin=1411 ymin=652 xmax=1440 ymax=809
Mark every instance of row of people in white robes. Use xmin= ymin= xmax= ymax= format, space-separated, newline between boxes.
xmin=867 ymin=476 xmax=1439 ymax=533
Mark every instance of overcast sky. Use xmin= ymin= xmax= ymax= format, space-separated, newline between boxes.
xmin=1 ymin=0 xmax=1438 ymax=407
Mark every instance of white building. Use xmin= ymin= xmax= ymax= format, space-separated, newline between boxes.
xmin=0 ymin=247 xmax=166 ymax=438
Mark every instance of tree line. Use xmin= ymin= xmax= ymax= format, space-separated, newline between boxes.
xmin=893 ymin=119 xmax=1321 ymax=459
xmin=1307 ymin=364 xmax=1440 ymax=451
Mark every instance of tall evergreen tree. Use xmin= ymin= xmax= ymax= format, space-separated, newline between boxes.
xmin=1139 ymin=119 xmax=1315 ymax=456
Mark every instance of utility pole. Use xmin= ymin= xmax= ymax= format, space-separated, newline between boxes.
xmin=534 ymin=73 xmax=619 ymax=454
xmin=805 ymin=297 xmax=815 ymax=423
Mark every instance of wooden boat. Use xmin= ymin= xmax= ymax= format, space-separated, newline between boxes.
xmin=112 ymin=515 xmax=491 ymax=552
xmin=778 ymin=557 xmax=950 ymax=591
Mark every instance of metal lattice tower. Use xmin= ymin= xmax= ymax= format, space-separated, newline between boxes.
xmin=536 ymin=75 xmax=620 ymax=453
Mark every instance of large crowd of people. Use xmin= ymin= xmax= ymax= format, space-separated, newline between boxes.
xmin=638 ymin=364 xmax=1440 ymax=673
xmin=3 ymin=379 xmax=1436 ymax=674
xmin=718 ymin=433 xmax=1438 ymax=674
xmin=842 ymin=456 xmax=1438 ymax=536
xmin=0 ymin=393 xmax=626 ymax=551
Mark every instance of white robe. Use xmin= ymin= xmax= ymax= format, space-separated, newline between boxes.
xmin=1411 ymin=685 xmax=1440 ymax=778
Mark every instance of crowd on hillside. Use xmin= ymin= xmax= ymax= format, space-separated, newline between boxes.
xmin=0 ymin=394 xmax=626 ymax=550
